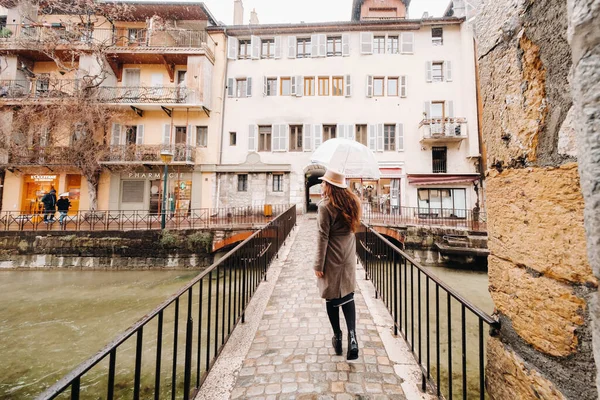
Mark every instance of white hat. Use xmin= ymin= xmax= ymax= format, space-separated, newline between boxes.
xmin=319 ymin=169 xmax=347 ymax=189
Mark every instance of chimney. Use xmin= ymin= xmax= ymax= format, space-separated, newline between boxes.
xmin=233 ymin=0 xmax=244 ymax=25
xmin=422 ymin=11 xmax=429 ymax=19
xmin=249 ymin=8 xmax=260 ymax=25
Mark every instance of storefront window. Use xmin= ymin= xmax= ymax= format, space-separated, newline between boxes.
xmin=417 ymin=188 xmax=467 ymax=218
xmin=348 ymin=178 xmax=401 ymax=214
xmin=20 ymin=175 xmax=59 ymax=214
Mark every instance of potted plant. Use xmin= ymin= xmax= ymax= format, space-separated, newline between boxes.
xmin=0 ymin=27 xmax=13 ymax=38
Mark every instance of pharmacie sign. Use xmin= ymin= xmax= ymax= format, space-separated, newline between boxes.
xmin=127 ymin=172 xmax=186 ymax=179
xmin=31 ymin=175 xmax=57 ymax=182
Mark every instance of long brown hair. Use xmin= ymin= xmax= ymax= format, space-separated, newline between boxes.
xmin=323 ymin=182 xmax=362 ymax=232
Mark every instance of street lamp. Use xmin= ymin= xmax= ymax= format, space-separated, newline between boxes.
xmin=160 ymin=150 xmax=174 ymax=229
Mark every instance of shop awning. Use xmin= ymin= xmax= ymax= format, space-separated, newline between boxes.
xmin=379 ymin=168 xmax=403 ymax=178
xmin=407 ymin=174 xmax=480 ymax=185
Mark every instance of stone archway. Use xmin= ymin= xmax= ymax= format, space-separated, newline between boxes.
xmin=303 ymin=164 xmax=326 ymax=213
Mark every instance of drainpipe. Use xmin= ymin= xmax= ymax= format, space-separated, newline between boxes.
xmin=473 ymin=37 xmax=486 ymax=210
xmin=0 ymin=169 xmax=4 ymax=212
xmin=217 ymin=28 xmax=230 ymax=209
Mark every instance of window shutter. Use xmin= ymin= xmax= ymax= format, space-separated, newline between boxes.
xmin=274 ymin=36 xmax=282 ymax=59
xmin=186 ymin=125 xmax=193 ymax=147
xmin=401 ymin=33 xmax=414 ymax=54
xmin=376 ymin=124 xmax=384 ymax=152
xmin=342 ymin=33 xmax=350 ymax=56
xmin=272 ymin=125 xmax=280 ymax=151
xmin=446 ymin=61 xmax=453 ymax=82
xmin=314 ymin=124 xmax=323 ymax=149
xmin=311 ymin=34 xmax=319 ymax=58
xmin=426 ymin=62 xmax=433 ymax=82
xmin=396 ymin=123 xmax=404 ymax=151
xmin=303 ymin=123 xmax=313 ymax=151
xmin=367 ymin=124 xmax=376 ymax=150
xmin=136 ymin=125 xmax=145 ymax=145
xmin=227 ymin=78 xmax=234 ymax=97
xmin=288 ymin=36 xmax=297 ymax=58
xmin=337 ymin=124 xmax=346 ymax=139
xmin=360 ymin=32 xmax=373 ymax=54
xmin=227 ymin=37 xmax=239 ymax=60
xmin=162 ymin=124 xmax=171 ymax=146
xmin=248 ymin=124 xmax=257 ymax=152
xmin=423 ymin=101 xmax=431 ymax=119
xmin=345 ymin=75 xmax=352 ymax=97
xmin=189 ymin=125 xmax=196 ymax=146
xmin=111 ymin=123 xmax=121 ymax=146
xmin=347 ymin=124 xmax=355 ymax=141
xmin=400 ymin=76 xmax=407 ymax=97
xmin=40 ymin=127 xmax=49 ymax=147
xmin=366 ymin=75 xmax=373 ymax=98
xmin=318 ymin=34 xmax=327 ymax=57
xmin=447 ymin=101 xmax=455 ymax=118
xmin=263 ymin=76 xmax=267 ymax=96
xmin=247 ymin=77 xmax=253 ymax=97
xmin=296 ymin=76 xmax=303 ymax=96
xmin=251 ymin=35 xmax=261 ymax=60
xmin=282 ymin=124 xmax=289 ymax=151
xmin=291 ymin=76 xmax=297 ymax=96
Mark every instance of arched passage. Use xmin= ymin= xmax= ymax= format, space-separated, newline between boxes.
xmin=303 ymin=164 xmax=326 ymax=213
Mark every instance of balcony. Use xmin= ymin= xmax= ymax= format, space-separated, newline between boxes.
xmin=0 ymin=146 xmax=76 ymax=167
xmin=95 ymin=86 xmax=199 ymax=106
xmin=419 ymin=118 xmax=468 ymax=144
xmin=101 ymin=145 xmax=196 ymax=165
xmin=0 ymin=79 xmax=80 ymax=100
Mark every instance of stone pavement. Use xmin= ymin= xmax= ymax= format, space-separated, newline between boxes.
xmin=197 ymin=215 xmax=429 ymax=400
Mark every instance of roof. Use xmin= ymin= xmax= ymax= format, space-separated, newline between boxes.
xmin=351 ymin=0 xmax=412 ymax=21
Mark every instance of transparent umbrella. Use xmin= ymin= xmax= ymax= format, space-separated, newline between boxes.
xmin=311 ymin=138 xmax=380 ymax=179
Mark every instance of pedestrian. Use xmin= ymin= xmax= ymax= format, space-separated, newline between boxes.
xmin=57 ymin=194 xmax=71 ymax=225
xmin=313 ymin=169 xmax=362 ymax=360
xmin=41 ymin=188 xmax=57 ymax=223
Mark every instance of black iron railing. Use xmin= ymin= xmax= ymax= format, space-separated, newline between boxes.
xmin=356 ymin=223 xmax=499 ymax=399
xmin=37 ymin=205 xmax=296 ymax=400
xmin=102 ymin=144 xmax=197 ymax=164
xmin=0 ymin=205 xmax=290 ymax=232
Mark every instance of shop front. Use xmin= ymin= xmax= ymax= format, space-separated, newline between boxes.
xmin=19 ymin=173 xmax=83 ymax=214
xmin=347 ymin=168 xmax=403 ymax=214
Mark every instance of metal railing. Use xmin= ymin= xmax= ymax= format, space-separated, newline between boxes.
xmin=37 ymin=205 xmax=296 ymax=400
xmin=432 ymin=159 xmax=447 ymax=173
xmin=102 ymin=144 xmax=197 ymax=164
xmin=356 ymin=224 xmax=499 ymax=399
xmin=95 ymin=86 xmax=199 ymax=104
xmin=0 ymin=145 xmax=76 ymax=166
xmin=0 ymin=204 xmax=290 ymax=232
xmin=420 ymin=118 xmax=467 ymax=139
xmin=362 ymin=205 xmax=487 ymax=231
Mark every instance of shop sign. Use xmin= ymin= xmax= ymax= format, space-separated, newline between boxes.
xmin=31 ymin=175 xmax=57 ymax=182
xmin=127 ymin=172 xmax=186 ymax=180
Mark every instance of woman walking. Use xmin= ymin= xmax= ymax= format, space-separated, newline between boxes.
xmin=313 ymin=169 xmax=362 ymax=360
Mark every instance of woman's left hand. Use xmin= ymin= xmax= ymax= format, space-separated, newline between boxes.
xmin=315 ymin=271 xmax=324 ymax=278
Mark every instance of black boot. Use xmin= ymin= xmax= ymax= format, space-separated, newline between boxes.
xmin=332 ymin=331 xmax=343 ymax=355
xmin=347 ymin=330 xmax=359 ymax=360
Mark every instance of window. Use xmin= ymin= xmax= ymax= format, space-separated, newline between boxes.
xmin=332 ymin=76 xmax=344 ymax=96
xmin=432 ymin=62 xmax=444 ymax=82
xmin=304 ymin=77 xmax=315 ymax=96
xmin=237 ymin=174 xmax=248 ymax=192
xmin=373 ymin=77 xmax=385 ymax=96
xmin=289 ymin=125 xmax=303 ymax=151
xmin=262 ymin=39 xmax=275 ymax=58
xmin=236 ymin=78 xmax=247 ymax=98
xmin=127 ymin=28 xmax=146 ymax=45
xmin=432 ymin=27 xmax=443 ymax=46
xmin=196 ymin=126 xmax=208 ymax=147
xmin=418 ymin=188 xmax=466 ymax=217
xmin=318 ymin=77 xmax=329 ymax=96
xmin=125 ymin=126 xmax=137 ymax=145
xmin=266 ymin=78 xmax=277 ymax=96
xmin=387 ymin=77 xmax=398 ymax=96
xmin=273 ymin=174 xmax=283 ymax=192
xmin=230 ymin=132 xmax=237 ymax=146
xmin=122 ymin=181 xmax=145 ymax=203
xmin=239 ymin=40 xmax=251 ymax=59
xmin=258 ymin=126 xmax=272 ymax=152
xmin=280 ymin=77 xmax=291 ymax=96
xmin=72 ymin=123 xmax=86 ymax=144
xmin=384 ymin=125 xmax=395 ymax=151
xmin=297 ymin=38 xmax=311 ymax=58
xmin=327 ymin=36 xmax=342 ymax=57
xmin=373 ymin=36 xmax=386 ymax=54
xmin=356 ymin=125 xmax=367 ymax=146
xmin=323 ymin=125 xmax=337 ymax=141
xmin=387 ymin=36 xmax=399 ymax=54
xmin=432 ymin=146 xmax=447 ymax=173
xmin=431 ymin=101 xmax=445 ymax=119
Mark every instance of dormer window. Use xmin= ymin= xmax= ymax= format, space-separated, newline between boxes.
xmin=432 ymin=27 xmax=443 ymax=46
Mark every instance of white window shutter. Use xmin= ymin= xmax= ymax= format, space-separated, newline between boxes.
xmin=272 ymin=125 xmax=280 ymax=151
xmin=111 ymin=123 xmax=121 ymax=146
xmin=376 ymin=123 xmax=384 ymax=152
xmin=337 ymin=124 xmax=345 ymax=139
xmin=314 ymin=124 xmax=323 ymax=149
xmin=446 ymin=61 xmax=453 ymax=82
xmin=227 ymin=37 xmax=239 ymax=60
xmin=318 ymin=34 xmax=327 ymax=57
xmin=303 ymin=123 xmax=313 ymax=151
xmin=447 ymin=101 xmax=455 ymax=118
xmin=401 ymin=33 xmax=414 ymax=54
xmin=347 ymin=124 xmax=355 ymax=141
xmin=291 ymin=76 xmax=297 ymax=96
xmin=400 ymin=76 xmax=407 ymax=97
xmin=190 ymin=125 xmax=197 ymax=146
xmin=345 ymin=75 xmax=352 ymax=97
xmin=274 ymin=36 xmax=282 ymax=59
xmin=366 ymin=75 xmax=373 ymax=98
xmin=162 ymin=124 xmax=171 ymax=146
xmin=136 ymin=125 xmax=144 ymax=145
xmin=296 ymin=76 xmax=303 ymax=97
xmin=426 ymin=62 xmax=433 ymax=82
xmin=311 ymin=34 xmax=319 ymax=58
xmin=368 ymin=124 xmax=376 ymax=150
xmin=248 ymin=124 xmax=257 ymax=152
xmin=247 ymin=77 xmax=253 ymax=97
xmin=227 ymin=78 xmax=234 ymax=97
xmin=288 ymin=36 xmax=297 ymax=58
xmin=283 ymin=125 xmax=289 ymax=151
xmin=396 ymin=123 xmax=404 ymax=151
xmin=251 ymin=35 xmax=261 ymax=60
xmin=186 ymin=125 xmax=193 ymax=147
xmin=342 ymin=33 xmax=350 ymax=56
xmin=360 ymin=32 xmax=373 ymax=54
xmin=423 ymin=101 xmax=431 ymax=119
xmin=263 ymin=76 xmax=267 ymax=96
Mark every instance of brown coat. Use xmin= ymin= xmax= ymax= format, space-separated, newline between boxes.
xmin=313 ymin=199 xmax=357 ymax=299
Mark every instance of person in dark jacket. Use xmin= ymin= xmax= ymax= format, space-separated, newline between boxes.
xmin=41 ymin=189 xmax=57 ymax=223
xmin=313 ymin=169 xmax=362 ymax=360
xmin=57 ymin=195 xmax=70 ymax=225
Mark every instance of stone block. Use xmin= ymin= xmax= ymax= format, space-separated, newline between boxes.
xmin=486 ymin=164 xmax=594 ymax=285
xmin=489 ymin=255 xmax=586 ymax=356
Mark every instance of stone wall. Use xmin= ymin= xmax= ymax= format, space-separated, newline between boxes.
xmin=476 ymin=0 xmax=598 ymax=398
xmin=217 ymin=172 xmax=291 ymax=208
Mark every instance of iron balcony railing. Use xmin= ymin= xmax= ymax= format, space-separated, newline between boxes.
xmin=361 ymin=205 xmax=487 ymax=232
xmin=356 ymin=224 xmax=499 ymax=399
xmin=37 ymin=205 xmax=296 ymax=400
xmin=0 ymin=146 xmax=76 ymax=166
xmin=0 ymin=204 xmax=290 ymax=232
xmin=432 ymin=159 xmax=447 ymax=174
xmin=95 ymin=86 xmax=199 ymax=104
xmin=420 ymin=118 xmax=468 ymax=139
xmin=102 ymin=144 xmax=197 ymax=164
